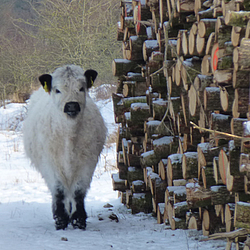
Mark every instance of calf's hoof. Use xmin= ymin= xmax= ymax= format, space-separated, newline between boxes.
xmin=54 ymin=215 xmax=69 ymax=230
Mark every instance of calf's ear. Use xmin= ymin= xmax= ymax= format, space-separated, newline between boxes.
xmin=84 ymin=70 xmax=98 ymax=89
xmin=39 ymin=74 xmax=52 ymax=93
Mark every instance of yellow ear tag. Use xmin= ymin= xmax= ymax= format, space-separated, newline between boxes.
xmin=91 ymin=77 xmax=94 ymax=87
xmin=44 ymin=81 xmax=49 ymax=93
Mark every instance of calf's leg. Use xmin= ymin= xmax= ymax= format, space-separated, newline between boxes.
xmin=71 ymin=190 xmax=87 ymax=229
xmin=52 ymin=186 xmax=70 ymax=230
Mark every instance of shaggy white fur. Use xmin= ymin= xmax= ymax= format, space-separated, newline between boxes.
xmin=23 ymin=65 xmax=107 ymax=218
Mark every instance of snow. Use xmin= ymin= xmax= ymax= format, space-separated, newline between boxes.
xmin=153 ymin=136 xmax=174 ymax=146
xmin=0 ymin=95 xmax=229 ymax=250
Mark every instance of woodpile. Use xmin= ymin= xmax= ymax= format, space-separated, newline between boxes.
xmin=112 ymin=0 xmax=250 ymax=248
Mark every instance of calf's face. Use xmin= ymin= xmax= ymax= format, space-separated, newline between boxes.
xmin=39 ymin=66 xmax=97 ymax=118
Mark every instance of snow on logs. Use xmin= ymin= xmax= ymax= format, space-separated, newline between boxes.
xmin=111 ymin=0 xmax=250 ymax=241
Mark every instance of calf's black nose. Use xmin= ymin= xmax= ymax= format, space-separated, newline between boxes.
xmin=64 ymin=102 xmax=81 ymax=118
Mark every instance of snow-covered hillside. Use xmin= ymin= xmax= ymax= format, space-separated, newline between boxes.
xmin=0 ymin=93 xmax=229 ymax=250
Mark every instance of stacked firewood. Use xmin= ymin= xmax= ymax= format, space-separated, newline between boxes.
xmin=112 ymin=0 xmax=250 ymax=248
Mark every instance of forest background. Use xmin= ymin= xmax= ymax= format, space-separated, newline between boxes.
xmin=0 ymin=0 xmax=121 ymax=105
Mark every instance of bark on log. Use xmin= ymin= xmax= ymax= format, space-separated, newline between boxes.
xmin=202 ymin=165 xmax=216 ymax=188
xmin=143 ymin=40 xmax=159 ymax=61
xmin=204 ymin=87 xmax=222 ymax=111
xmin=132 ymin=180 xmax=146 ymax=193
xmin=213 ymin=156 xmax=223 ymax=185
xmin=157 ymin=202 xmax=165 ymax=224
xmin=152 ymin=99 xmax=168 ymax=120
xmin=210 ymin=113 xmax=231 ymax=134
xmin=198 ymin=18 xmax=217 ymax=38
xmin=232 ymin=88 xmax=250 ymax=118
xmin=211 ymin=185 xmax=234 ymax=205
xmin=131 ymin=193 xmax=153 ymax=214
xmin=182 ymin=152 xmax=199 ymax=179
xmin=186 ymin=182 xmax=212 ymax=208
xmin=213 ymin=70 xmax=232 ymax=86
xmin=167 ymin=153 xmax=183 ymax=186
xmin=233 ymin=38 xmax=250 ymax=71
xmin=198 ymin=142 xmax=221 ymax=167
xmin=153 ymin=136 xmax=177 ymax=160
xmin=141 ymin=150 xmax=160 ymax=167
xmin=225 ymin=11 xmax=250 ymax=27
xmin=231 ymin=26 xmax=245 ymax=47
xmin=181 ymin=57 xmax=202 ymax=91
xmin=112 ymin=173 xmax=127 ymax=192
xmin=235 ymin=201 xmax=250 ymax=229
xmin=112 ymin=59 xmax=141 ymax=76
xmin=233 ymin=69 xmax=250 ymax=89
xmin=127 ymin=166 xmax=144 ymax=185
xmin=158 ymin=158 xmax=168 ymax=180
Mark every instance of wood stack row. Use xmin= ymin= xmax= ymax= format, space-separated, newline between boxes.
xmin=112 ymin=0 xmax=250 ymax=248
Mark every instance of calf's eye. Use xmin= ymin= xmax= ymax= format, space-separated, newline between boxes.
xmin=79 ymin=87 xmax=85 ymax=92
xmin=56 ymin=89 xmax=61 ymax=94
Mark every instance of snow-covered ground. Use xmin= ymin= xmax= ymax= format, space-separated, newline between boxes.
xmin=0 ymin=91 xmax=229 ymax=250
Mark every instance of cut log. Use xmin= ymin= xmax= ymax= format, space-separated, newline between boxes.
xmin=141 ymin=150 xmax=159 ymax=167
xmin=131 ymin=193 xmax=153 ymax=214
xmin=225 ymin=11 xmax=250 ymax=27
xmin=233 ymin=69 xmax=250 ymax=89
xmin=231 ymin=118 xmax=247 ymax=146
xmin=206 ymin=32 xmax=215 ymax=55
xmin=158 ymin=158 xmax=168 ymax=180
xmin=132 ymin=180 xmax=146 ymax=193
xmin=127 ymin=167 xmax=144 ymax=185
xmin=143 ymin=40 xmax=159 ymax=62
xmin=211 ymin=185 xmax=234 ymax=205
xmin=213 ymin=156 xmax=223 ymax=185
xmin=219 ymin=149 xmax=229 ymax=185
xmin=196 ymin=33 xmax=206 ymax=55
xmin=198 ymin=142 xmax=221 ymax=167
xmin=157 ymin=203 xmax=165 ymax=224
xmin=233 ymin=38 xmax=250 ymax=71
xmin=186 ymin=182 xmax=212 ymax=208
xmin=128 ymin=36 xmax=146 ymax=61
xmin=112 ymin=59 xmax=141 ymax=76
xmin=152 ymin=99 xmax=168 ymax=120
xmin=182 ymin=152 xmax=198 ymax=179
xmin=198 ymin=19 xmax=217 ymax=38
xmin=213 ymin=70 xmax=232 ymax=86
xmin=153 ymin=136 xmax=177 ymax=160
xmin=202 ymin=166 xmax=216 ymax=188
xmin=234 ymin=201 xmax=250 ymax=229
xmin=231 ymin=26 xmax=245 ymax=47
xmin=188 ymin=213 xmax=202 ymax=230
xmin=232 ymin=88 xmax=250 ymax=118
xmin=220 ymin=87 xmax=234 ymax=112
xmin=202 ymin=208 xmax=223 ymax=235
xmin=167 ymin=153 xmax=183 ymax=186
xmin=181 ymin=57 xmax=201 ymax=91
xmin=204 ymin=87 xmax=222 ymax=111
xmin=201 ymin=55 xmax=212 ymax=75
xmin=112 ymin=173 xmax=127 ymax=192
xmin=210 ymin=113 xmax=231 ymax=135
